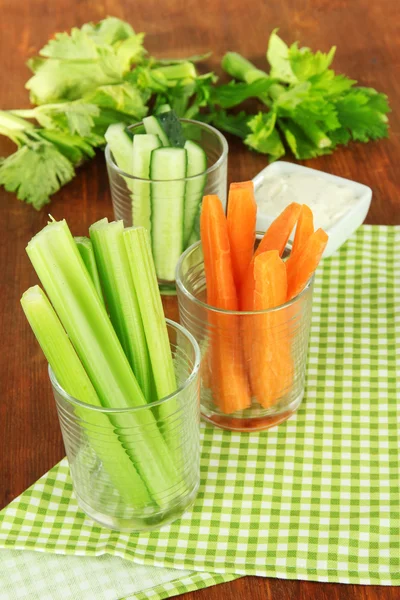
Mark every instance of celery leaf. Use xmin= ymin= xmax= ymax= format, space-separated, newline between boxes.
xmin=0 ymin=142 xmax=75 ymax=209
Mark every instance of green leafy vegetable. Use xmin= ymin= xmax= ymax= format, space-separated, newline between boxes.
xmin=0 ymin=19 xmax=391 ymax=208
xmin=221 ymin=30 xmax=390 ymax=161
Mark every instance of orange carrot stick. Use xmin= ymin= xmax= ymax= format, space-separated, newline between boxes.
xmin=246 ymin=251 xmax=293 ymax=408
xmin=255 ymin=202 xmax=301 ymax=258
xmin=290 ymin=204 xmax=314 ymax=257
xmin=286 ymin=228 xmax=328 ymax=300
xmin=201 ymin=195 xmax=251 ymax=414
xmin=227 ymin=181 xmax=257 ymax=292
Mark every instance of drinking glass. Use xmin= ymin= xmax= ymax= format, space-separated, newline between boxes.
xmin=50 ymin=320 xmax=200 ymax=531
xmin=105 ymin=119 xmax=228 ymax=287
xmin=176 ymin=241 xmax=314 ymax=431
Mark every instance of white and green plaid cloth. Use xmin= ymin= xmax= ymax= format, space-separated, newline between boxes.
xmin=1 ymin=225 xmax=399 ymax=599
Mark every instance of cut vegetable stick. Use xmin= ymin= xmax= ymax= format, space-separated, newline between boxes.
xmin=201 ymin=195 xmax=238 ymax=310
xmin=246 ymin=251 xmax=293 ymax=408
xmin=290 ymin=204 xmax=314 ymax=257
xmin=75 ymin=237 xmax=105 ymax=305
xmin=200 ymin=195 xmax=251 ymax=414
xmin=89 ymin=219 xmax=153 ymax=402
xmin=123 ymin=227 xmax=179 ymax=444
xmin=26 ymin=219 xmax=179 ymax=503
xmin=21 ymin=285 xmax=151 ymax=506
xmin=286 ymin=228 xmax=328 ymax=300
xmin=227 ymin=181 xmax=257 ymax=292
xmin=255 ymin=202 xmax=301 ymax=258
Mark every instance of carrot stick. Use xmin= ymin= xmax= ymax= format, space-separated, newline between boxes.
xmin=201 ymin=195 xmax=251 ymax=413
xmin=286 ymin=228 xmax=328 ymax=300
xmin=227 ymin=181 xmax=257 ymax=292
xmin=290 ymin=204 xmax=314 ymax=257
xmin=246 ymin=251 xmax=293 ymax=408
xmin=255 ymin=202 xmax=301 ymax=258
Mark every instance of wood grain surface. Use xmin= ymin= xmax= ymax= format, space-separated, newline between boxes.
xmin=0 ymin=1 xmax=399 ymax=598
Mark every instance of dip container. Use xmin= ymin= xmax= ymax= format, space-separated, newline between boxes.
xmin=253 ymin=161 xmax=372 ymax=258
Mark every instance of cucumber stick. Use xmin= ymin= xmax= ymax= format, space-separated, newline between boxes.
xmin=105 ymin=123 xmax=133 ymax=176
xmin=183 ymin=140 xmax=207 ymax=247
xmin=150 ymin=147 xmax=187 ymax=281
xmin=26 ymin=219 xmax=179 ymax=504
xmin=21 ymin=285 xmax=151 ymax=506
xmin=143 ymin=116 xmax=170 ymax=146
xmin=132 ymin=134 xmax=161 ymax=233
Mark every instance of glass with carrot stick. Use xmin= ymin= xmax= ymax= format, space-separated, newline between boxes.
xmin=176 ymin=188 xmax=327 ymax=431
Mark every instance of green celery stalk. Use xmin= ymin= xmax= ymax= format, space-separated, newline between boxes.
xmin=89 ymin=218 xmax=154 ymax=401
xmin=74 ymin=236 xmax=105 ymax=304
xmin=26 ymin=219 xmax=179 ymax=503
xmin=222 ymin=52 xmax=269 ymax=84
xmin=21 ymin=285 xmax=151 ymax=505
xmin=157 ymin=63 xmax=197 ymax=81
xmin=123 ymin=227 xmax=177 ymax=399
xmin=123 ymin=227 xmax=179 ymax=450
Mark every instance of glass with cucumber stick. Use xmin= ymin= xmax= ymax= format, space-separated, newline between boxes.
xmin=50 ymin=319 xmax=201 ymax=532
xmin=105 ymin=116 xmax=228 ymax=289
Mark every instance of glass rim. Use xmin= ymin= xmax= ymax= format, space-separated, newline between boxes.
xmin=175 ymin=240 xmax=314 ymax=316
xmin=104 ymin=118 xmax=228 ymax=182
xmin=48 ymin=319 xmax=201 ymax=414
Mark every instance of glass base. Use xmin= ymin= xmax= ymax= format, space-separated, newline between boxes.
xmin=201 ymin=393 xmax=303 ymax=432
xmin=75 ymin=481 xmax=199 ymax=532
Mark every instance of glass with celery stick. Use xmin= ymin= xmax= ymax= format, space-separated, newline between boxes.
xmin=21 ymin=217 xmax=201 ymax=531
xmin=49 ymin=319 xmax=200 ymax=531
xmin=105 ymin=113 xmax=228 ymax=289
xmin=176 ymin=190 xmax=327 ymax=431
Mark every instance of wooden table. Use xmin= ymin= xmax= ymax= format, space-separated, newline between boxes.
xmin=1 ymin=1 xmax=399 ymax=598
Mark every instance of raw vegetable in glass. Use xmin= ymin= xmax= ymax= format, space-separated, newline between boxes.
xmin=21 ymin=217 xmax=200 ymax=531
xmin=176 ymin=184 xmax=327 ymax=431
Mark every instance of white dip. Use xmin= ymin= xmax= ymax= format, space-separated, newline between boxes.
xmin=255 ymin=171 xmax=359 ymax=230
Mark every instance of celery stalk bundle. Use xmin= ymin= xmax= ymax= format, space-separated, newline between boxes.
xmin=22 ymin=217 xmax=184 ymax=508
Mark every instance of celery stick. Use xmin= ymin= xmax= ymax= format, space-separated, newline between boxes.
xmin=89 ymin=218 xmax=153 ymax=401
xmin=26 ymin=219 xmax=179 ymax=503
xmin=123 ymin=227 xmax=178 ymax=442
xmin=21 ymin=285 xmax=151 ymax=506
xmin=74 ymin=236 xmax=105 ymax=305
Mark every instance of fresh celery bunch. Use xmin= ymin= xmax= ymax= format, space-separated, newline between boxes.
xmin=26 ymin=218 xmax=179 ymax=503
xmin=21 ymin=285 xmax=151 ymax=505
xmin=89 ymin=218 xmax=153 ymax=400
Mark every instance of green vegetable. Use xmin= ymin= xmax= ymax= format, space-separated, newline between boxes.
xmin=123 ymin=227 xmax=177 ymax=406
xmin=132 ymin=133 xmax=162 ymax=232
xmin=20 ymin=285 xmax=150 ymax=505
xmin=74 ymin=236 xmax=105 ymax=304
xmin=220 ymin=30 xmax=390 ymax=161
xmin=89 ymin=218 xmax=153 ymax=401
xmin=0 ymin=19 xmax=390 ymax=208
xmin=149 ymin=147 xmax=187 ymax=281
xmin=157 ymin=111 xmax=186 ymax=148
xmin=26 ymin=218 xmax=179 ymax=503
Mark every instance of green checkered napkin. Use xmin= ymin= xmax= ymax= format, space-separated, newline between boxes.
xmin=1 ymin=225 xmax=399 ymax=595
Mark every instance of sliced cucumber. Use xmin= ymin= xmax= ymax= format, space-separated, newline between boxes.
xmin=132 ymin=134 xmax=162 ymax=232
xmin=157 ymin=111 xmax=186 ymax=148
xmin=150 ymin=147 xmax=187 ymax=281
xmin=105 ymin=123 xmax=133 ymax=175
xmin=143 ymin=116 xmax=170 ymax=146
xmin=183 ymin=140 xmax=207 ymax=247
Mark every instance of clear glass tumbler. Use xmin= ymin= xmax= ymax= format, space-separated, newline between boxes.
xmin=50 ymin=320 xmax=200 ymax=531
xmin=176 ymin=241 xmax=314 ymax=432
xmin=105 ymin=119 xmax=228 ymax=286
